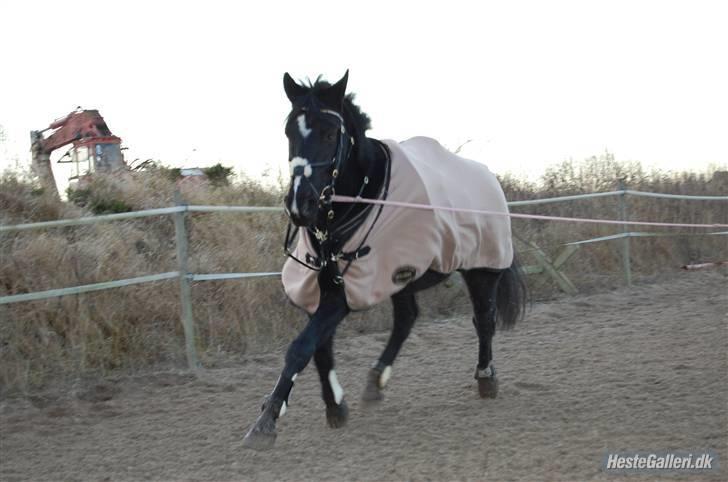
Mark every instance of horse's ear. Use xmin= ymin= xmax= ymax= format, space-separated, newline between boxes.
xmin=283 ymin=72 xmax=308 ymax=102
xmin=321 ymin=69 xmax=349 ymax=108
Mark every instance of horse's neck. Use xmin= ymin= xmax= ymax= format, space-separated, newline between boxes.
xmin=336 ymin=137 xmax=386 ymax=198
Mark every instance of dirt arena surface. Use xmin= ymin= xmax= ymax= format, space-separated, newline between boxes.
xmin=1 ymin=270 xmax=726 ymax=481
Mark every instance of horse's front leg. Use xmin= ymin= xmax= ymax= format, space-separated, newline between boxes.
xmin=362 ymin=291 xmax=418 ymax=402
xmin=363 ymin=271 xmax=448 ymax=402
xmin=314 ymin=336 xmax=349 ymax=428
xmin=242 ymin=288 xmax=348 ymax=450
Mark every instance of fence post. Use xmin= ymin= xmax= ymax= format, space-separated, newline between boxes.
xmin=173 ymin=189 xmax=200 ymax=370
xmin=618 ymin=180 xmax=632 ymax=287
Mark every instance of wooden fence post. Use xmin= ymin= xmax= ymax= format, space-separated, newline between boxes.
xmin=173 ymin=190 xmax=200 ymax=370
xmin=618 ymin=180 xmax=632 ymax=287
xmin=514 ymin=234 xmax=579 ymax=295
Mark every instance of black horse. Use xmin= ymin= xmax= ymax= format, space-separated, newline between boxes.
xmin=242 ymin=71 xmax=527 ymax=450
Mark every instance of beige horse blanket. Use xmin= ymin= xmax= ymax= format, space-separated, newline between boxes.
xmin=282 ymin=136 xmax=513 ymax=313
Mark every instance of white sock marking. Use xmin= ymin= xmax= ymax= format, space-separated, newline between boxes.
xmin=379 ymin=365 xmax=392 ymax=388
xmin=291 ymin=373 xmax=298 ymax=382
xmin=476 ymin=362 xmax=494 ymax=378
xmin=328 ymin=369 xmax=344 ymax=405
xmin=297 ymin=114 xmax=312 ymax=138
xmin=279 ymin=400 xmax=287 ymax=417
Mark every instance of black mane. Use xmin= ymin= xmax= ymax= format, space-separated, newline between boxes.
xmin=287 ymin=77 xmax=372 ymax=148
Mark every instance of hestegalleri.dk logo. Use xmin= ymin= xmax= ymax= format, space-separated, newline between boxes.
xmin=602 ymin=450 xmax=719 ymax=473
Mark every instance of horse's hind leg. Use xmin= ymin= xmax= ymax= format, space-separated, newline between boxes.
xmin=362 ymin=291 xmax=418 ymax=402
xmin=313 ymin=336 xmax=349 ymax=428
xmin=461 ymin=268 xmax=503 ymax=398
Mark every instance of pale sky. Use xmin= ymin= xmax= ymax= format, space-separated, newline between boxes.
xmin=1 ymin=0 xmax=726 ymax=191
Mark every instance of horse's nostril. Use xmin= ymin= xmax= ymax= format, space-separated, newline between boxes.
xmin=301 ymin=197 xmax=318 ymax=217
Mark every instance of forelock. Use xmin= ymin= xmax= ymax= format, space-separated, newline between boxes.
xmin=284 ymin=75 xmax=372 ymax=137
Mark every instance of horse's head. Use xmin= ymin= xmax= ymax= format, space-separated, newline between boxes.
xmin=282 ymin=71 xmax=352 ymax=227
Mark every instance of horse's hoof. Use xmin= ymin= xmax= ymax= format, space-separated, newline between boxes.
xmin=242 ymin=405 xmax=278 ymax=450
xmin=325 ymin=399 xmax=349 ymax=428
xmin=477 ymin=376 xmax=499 ymax=398
xmin=474 ymin=365 xmax=498 ymax=399
xmin=242 ymin=426 xmax=277 ymax=451
xmin=362 ymin=385 xmax=384 ymax=402
xmin=362 ymin=369 xmax=384 ymax=402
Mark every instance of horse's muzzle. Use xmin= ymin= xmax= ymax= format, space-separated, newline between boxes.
xmin=286 ymin=192 xmax=318 ymax=227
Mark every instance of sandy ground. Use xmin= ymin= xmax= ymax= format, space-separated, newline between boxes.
xmin=1 ymin=270 xmax=726 ymax=481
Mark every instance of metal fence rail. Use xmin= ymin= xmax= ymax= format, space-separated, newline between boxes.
xmin=2 ymin=188 xmax=726 ymax=368
xmin=0 ymin=272 xmax=181 ymax=305
xmin=623 ymin=190 xmax=728 ymax=201
xmin=0 ymin=206 xmax=185 ymax=233
xmin=507 ymin=191 xmax=623 ymax=206
xmin=187 ymin=205 xmax=283 ymax=214
xmin=189 ymin=272 xmax=282 ymax=281
xmin=2 ymin=189 xmax=725 ymax=234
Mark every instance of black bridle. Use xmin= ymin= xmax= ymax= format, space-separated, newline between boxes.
xmin=283 ymin=108 xmax=390 ymax=284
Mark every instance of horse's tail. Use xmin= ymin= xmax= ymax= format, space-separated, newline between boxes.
xmin=496 ymin=253 xmax=529 ymax=329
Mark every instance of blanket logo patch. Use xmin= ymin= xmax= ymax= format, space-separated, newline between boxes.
xmin=392 ymin=266 xmax=417 ymax=285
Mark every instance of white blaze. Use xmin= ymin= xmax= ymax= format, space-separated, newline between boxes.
xmin=289 ymin=157 xmax=312 ymax=216
xmin=297 ymin=114 xmax=312 ymax=138
xmin=291 ymin=176 xmax=302 ymax=215
xmin=328 ymin=369 xmax=344 ymax=405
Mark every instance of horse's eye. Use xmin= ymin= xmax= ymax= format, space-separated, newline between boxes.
xmin=325 ymin=131 xmax=337 ymax=143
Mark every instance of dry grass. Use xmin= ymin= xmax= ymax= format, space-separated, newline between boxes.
xmin=1 ymin=155 xmax=726 ymax=394
xmin=502 ymin=154 xmax=728 ymax=297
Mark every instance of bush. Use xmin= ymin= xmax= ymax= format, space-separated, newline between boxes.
xmin=203 ymin=163 xmax=234 ymax=186
xmin=67 ymin=187 xmax=133 ymax=214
